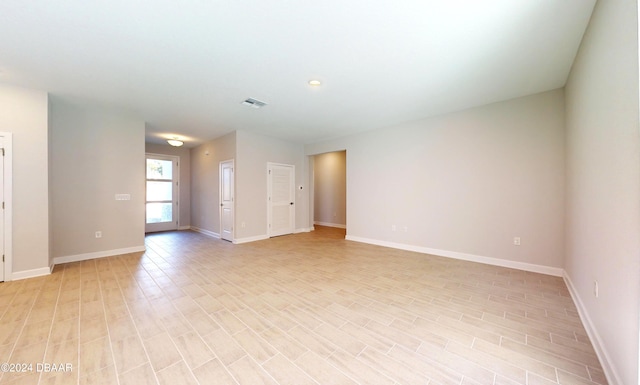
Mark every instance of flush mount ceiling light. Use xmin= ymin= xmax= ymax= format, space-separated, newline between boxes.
xmin=167 ymin=137 xmax=184 ymax=147
xmin=308 ymin=80 xmax=322 ymax=86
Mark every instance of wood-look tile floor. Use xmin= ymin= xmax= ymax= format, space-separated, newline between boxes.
xmin=0 ymin=226 xmax=607 ymax=385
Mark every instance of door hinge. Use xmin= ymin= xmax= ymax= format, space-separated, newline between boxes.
xmin=2 ymin=202 xmax=4 ymax=209
xmin=1 ymin=148 xmax=4 ymax=156
xmin=2 ymin=255 xmax=4 ymax=262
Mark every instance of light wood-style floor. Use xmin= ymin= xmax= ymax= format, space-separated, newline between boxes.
xmin=0 ymin=226 xmax=606 ymax=385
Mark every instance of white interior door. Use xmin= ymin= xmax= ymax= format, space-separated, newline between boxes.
xmin=0 ymin=133 xmax=11 ymax=282
xmin=0 ymin=137 xmax=4 ymax=281
xmin=220 ymin=160 xmax=234 ymax=242
xmin=268 ymin=163 xmax=295 ymax=237
xmin=145 ymin=154 xmax=179 ymax=233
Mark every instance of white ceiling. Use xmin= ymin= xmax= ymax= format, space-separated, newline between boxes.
xmin=0 ymin=0 xmax=596 ymax=147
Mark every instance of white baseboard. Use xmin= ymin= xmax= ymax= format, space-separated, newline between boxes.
xmin=178 ymin=226 xmax=191 ymax=231
xmin=190 ymin=226 xmax=220 ymax=238
xmin=11 ymin=266 xmax=53 ymax=281
xmin=53 ymin=246 xmax=146 ymax=265
xmin=314 ymin=221 xmax=347 ymax=229
xmin=193 ymin=227 xmax=311 ymax=243
xmin=345 ymin=235 xmax=564 ymax=277
xmin=563 ymin=272 xmax=621 ymax=385
xmin=234 ymin=235 xmax=269 ymax=244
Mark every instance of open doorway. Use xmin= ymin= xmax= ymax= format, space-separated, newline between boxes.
xmin=313 ymin=151 xmax=346 ymax=233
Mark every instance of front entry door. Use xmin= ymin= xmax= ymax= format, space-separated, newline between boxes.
xmin=220 ymin=160 xmax=234 ymax=242
xmin=268 ymin=163 xmax=295 ymax=237
xmin=145 ymin=154 xmax=179 ymax=233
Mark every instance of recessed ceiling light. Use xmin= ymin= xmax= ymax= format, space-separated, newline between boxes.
xmin=308 ymin=80 xmax=322 ymax=86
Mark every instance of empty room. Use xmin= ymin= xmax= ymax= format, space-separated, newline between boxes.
xmin=0 ymin=0 xmax=638 ymax=384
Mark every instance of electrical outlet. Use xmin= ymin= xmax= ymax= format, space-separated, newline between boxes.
xmin=513 ymin=237 xmax=521 ymax=246
xmin=241 ymin=222 xmax=246 ymax=228
xmin=95 ymin=231 xmax=102 ymax=239
xmin=594 ymin=280 xmax=599 ymax=298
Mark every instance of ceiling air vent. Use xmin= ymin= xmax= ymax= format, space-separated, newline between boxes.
xmin=241 ymin=98 xmax=267 ymax=109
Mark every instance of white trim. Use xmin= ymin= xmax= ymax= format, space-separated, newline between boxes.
xmin=178 ymin=226 xmax=191 ymax=231
xmin=563 ymin=272 xmax=621 ymax=385
xmin=295 ymin=227 xmax=314 ymax=233
xmin=314 ymin=221 xmax=346 ymax=229
xmin=0 ymin=133 xmax=12 ymax=282
xmin=345 ymin=235 xmax=564 ymax=277
xmin=233 ymin=235 xmax=269 ymax=244
xmin=11 ymin=266 xmax=52 ymax=281
xmin=53 ymin=245 xmax=146 ymax=265
xmin=190 ymin=226 xmax=220 ymax=238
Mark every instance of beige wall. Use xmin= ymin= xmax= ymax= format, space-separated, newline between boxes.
xmin=235 ymin=130 xmax=308 ymax=240
xmin=145 ymin=142 xmax=191 ymax=228
xmin=51 ymin=97 xmax=145 ymax=259
xmin=189 ymin=130 xmax=308 ymax=241
xmin=564 ymin=0 xmax=640 ymax=383
xmin=306 ymin=89 xmax=565 ymax=272
xmin=190 ymin=131 xmax=236 ymax=235
xmin=0 ymin=84 xmax=50 ymax=276
xmin=313 ymin=151 xmax=346 ymax=227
